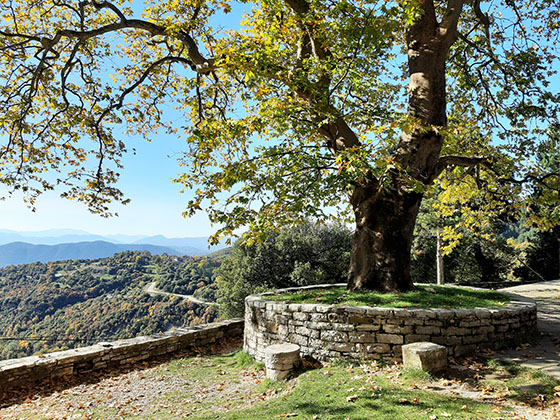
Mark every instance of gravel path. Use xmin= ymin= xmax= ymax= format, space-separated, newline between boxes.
xmin=0 ymin=339 xmax=270 ymax=420
xmin=498 ymin=280 xmax=560 ymax=379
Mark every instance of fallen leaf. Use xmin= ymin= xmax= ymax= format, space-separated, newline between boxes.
xmin=346 ymin=395 xmax=358 ymax=402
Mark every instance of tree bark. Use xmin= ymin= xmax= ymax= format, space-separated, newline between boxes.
xmin=347 ymin=178 xmax=422 ymax=292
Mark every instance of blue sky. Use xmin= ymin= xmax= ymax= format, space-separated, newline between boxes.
xmin=1 ymin=131 xmax=215 ymax=237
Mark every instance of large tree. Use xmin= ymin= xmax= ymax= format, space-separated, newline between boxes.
xmin=1 ymin=0 xmax=559 ymax=291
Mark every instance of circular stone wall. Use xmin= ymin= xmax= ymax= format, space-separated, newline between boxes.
xmin=243 ymin=284 xmax=537 ymax=362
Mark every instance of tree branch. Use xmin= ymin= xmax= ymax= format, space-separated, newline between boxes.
xmin=472 ymin=0 xmax=491 ymax=40
xmin=282 ymin=0 xmax=362 ymax=156
xmin=283 ymin=0 xmax=310 ymax=15
xmin=430 ymin=155 xmax=487 ymax=182
xmin=4 ymin=8 xmax=216 ymax=75
xmin=439 ymin=0 xmax=465 ymax=47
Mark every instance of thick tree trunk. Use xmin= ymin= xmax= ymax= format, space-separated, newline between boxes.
xmin=346 ymin=1 xmax=463 ymax=291
xmin=348 ymin=182 xmax=422 ymax=291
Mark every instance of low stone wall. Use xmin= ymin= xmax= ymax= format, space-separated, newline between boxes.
xmin=244 ymin=285 xmax=537 ymax=362
xmin=0 ymin=319 xmax=243 ymax=392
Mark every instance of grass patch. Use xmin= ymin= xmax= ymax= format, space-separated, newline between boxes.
xmin=234 ymin=350 xmax=255 ymax=368
xmin=192 ymin=361 xmax=503 ymax=420
xmin=264 ymin=285 xmax=510 ymax=309
xmin=401 ymin=367 xmax=433 ymax=383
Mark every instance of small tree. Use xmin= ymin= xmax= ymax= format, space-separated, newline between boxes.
xmin=1 ymin=1 xmax=559 ymax=292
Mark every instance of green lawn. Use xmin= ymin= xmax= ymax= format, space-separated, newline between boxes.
xmin=193 ymin=362 xmax=503 ymax=420
xmin=264 ymin=285 xmax=510 ymax=309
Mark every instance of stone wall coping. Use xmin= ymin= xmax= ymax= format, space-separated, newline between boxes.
xmin=252 ymin=283 xmax=536 ymax=314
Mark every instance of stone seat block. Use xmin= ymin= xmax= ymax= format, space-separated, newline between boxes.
xmin=264 ymin=343 xmax=300 ymax=380
xmin=402 ymin=342 xmax=447 ymax=372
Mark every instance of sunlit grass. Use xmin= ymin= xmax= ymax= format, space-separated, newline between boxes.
xmin=192 ymin=358 xmax=503 ymax=420
xmin=264 ymin=285 xmax=510 ymax=309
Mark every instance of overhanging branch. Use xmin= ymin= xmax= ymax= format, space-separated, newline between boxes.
xmin=430 ymin=155 xmax=487 ymax=183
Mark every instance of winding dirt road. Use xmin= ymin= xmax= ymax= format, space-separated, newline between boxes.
xmin=144 ymin=281 xmax=216 ymax=306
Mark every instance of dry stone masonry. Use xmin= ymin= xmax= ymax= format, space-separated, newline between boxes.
xmin=0 ymin=319 xmax=243 ymax=392
xmin=244 ymin=285 xmax=537 ymax=362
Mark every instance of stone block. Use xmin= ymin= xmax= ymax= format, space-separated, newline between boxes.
xmin=384 ymin=324 xmax=412 ymax=334
xmin=377 ymin=333 xmax=404 ymax=344
xmin=309 ymin=313 xmax=328 ymax=322
xmin=404 ymin=334 xmax=431 ymax=344
xmin=360 ymin=343 xmax=391 ymax=354
xmin=402 ymin=342 xmax=447 ymax=372
xmin=356 ymin=323 xmax=381 ymax=331
xmin=443 ymin=327 xmax=470 ymax=336
xmin=321 ymin=330 xmax=348 ymax=342
xmin=329 ymin=342 xmax=355 ymax=352
xmin=295 ymin=326 xmax=311 ymax=336
xmin=264 ymin=343 xmax=301 ymax=381
xmin=423 ymin=320 xmax=444 ymax=327
xmin=329 ymin=323 xmax=355 ymax=332
xmin=348 ymin=332 xmax=376 ymax=343
xmin=458 ymin=320 xmax=482 ymax=328
xmin=462 ymin=334 xmax=487 ymax=344
xmin=289 ymin=333 xmax=309 ymax=347
xmin=327 ymin=313 xmax=345 ymax=323
xmin=293 ymin=312 xmax=309 ymax=322
xmin=430 ymin=335 xmax=462 ymax=346
xmin=415 ymin=326 xmax=441 ymax=335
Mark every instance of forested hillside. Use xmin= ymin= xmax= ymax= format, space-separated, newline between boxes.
xmin=0 ymin=251 xmax=218 ymax=360
xmin=2 ymin=220 xmax=557 ymax=361
xmin=154 ymin=254 xmax=223 ymax=302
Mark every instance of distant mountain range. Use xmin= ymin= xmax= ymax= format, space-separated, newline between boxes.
xmin=0 ymin=230 xmax=227 ymax=267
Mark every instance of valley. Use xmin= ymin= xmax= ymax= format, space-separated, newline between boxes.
xmin=0 ymin=251 xmax=224 ymax=361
